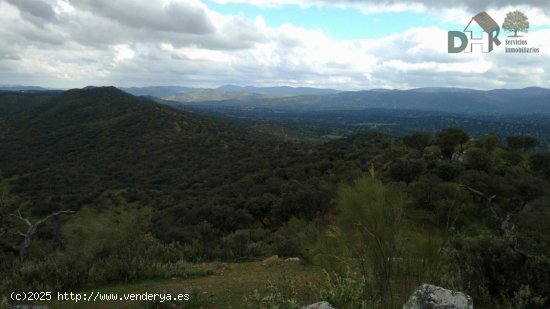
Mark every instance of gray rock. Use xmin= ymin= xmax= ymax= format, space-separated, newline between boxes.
xmin=302 ymin=301 xmax=335 ymax=309
xmin=403 ymin=284 xmax=473 ymax=309
xmin=261 ymin=255 xmax=280 ymax=266
xmin=285 ymin=257 xmax=301 ymax=262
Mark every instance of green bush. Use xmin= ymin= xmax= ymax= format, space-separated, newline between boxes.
xmin=441 ymin=232 xmax=549 ymax=308
xmin=245 ymin=281 xmax=301 ymax=309
xmin=0 ymin=206 xmax=212 ymax=295
xmin=219 ymin=228 xmax=268 ymax=260
xmin=317 ymin=270 xmax=373 ymax=309
xmin=247 ymin=269 xmax=378 ymax=309
xmin=273 ymin=218 xmax=319 ymax=259
xmin=0 ymin=297 xmax=9 ymax=309
xmin=0 ymin=257 xmax=83 ymax=292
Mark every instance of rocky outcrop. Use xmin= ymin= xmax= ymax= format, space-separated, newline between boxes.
xmin=302 ymin=301 xmax=335 ymax=309
xmin=403 ymin=284 xmax=473 ymax=309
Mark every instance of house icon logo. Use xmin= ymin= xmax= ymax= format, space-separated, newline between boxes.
xmin=448 ymin=12 xmax=502 ymax=53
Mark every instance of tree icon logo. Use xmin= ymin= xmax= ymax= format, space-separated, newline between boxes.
xmin=502 ymin=11 xmax=529 ymax=37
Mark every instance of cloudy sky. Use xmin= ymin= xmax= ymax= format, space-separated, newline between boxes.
xmin=0 ymin=0 xmax=549 ymax=90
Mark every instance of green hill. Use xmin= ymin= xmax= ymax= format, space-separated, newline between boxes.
xmin=1 ymin=87 xmax=549 ymax=308
xmin=0 ymin=87 xmax=371 ymax=242
xmin=1 ymin=87 xmax=279 ymax=228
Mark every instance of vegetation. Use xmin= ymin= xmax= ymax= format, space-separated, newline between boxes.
xmin=183 ymin=105 xmax=550 ymax=149
xmin=1 ymin=88 xmax=549 ymax=308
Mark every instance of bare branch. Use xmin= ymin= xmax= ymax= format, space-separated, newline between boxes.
xmin=462 ymin=185 xmax=496 ymax=204
xmin=462 ymin=185 xmax=541 ymax=259
xmin=9 ymin=209 xmax=75 ymax=263
xmin=11 ymin=209 xmax=32 ymax=227
xmin=35 ymin=210 xmax=76 ymax=227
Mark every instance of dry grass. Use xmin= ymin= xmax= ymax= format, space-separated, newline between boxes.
xmin=48 ymin=260 xmax=322 ymax=309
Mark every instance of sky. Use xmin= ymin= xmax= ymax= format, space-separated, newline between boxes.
xmin=0 ymin=0 xmax=549 ymax=90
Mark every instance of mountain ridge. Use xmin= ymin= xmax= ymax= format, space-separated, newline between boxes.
xmin=168 ymin=86 xmax=550 ymax=115
xmin=7 ymin=85 xmax=550 ymax=115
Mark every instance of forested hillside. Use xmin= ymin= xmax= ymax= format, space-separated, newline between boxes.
xmin=1 ymin=88 xmax=549 ymax=308
xmin=0 ymin=88 xmax=367 ymax=242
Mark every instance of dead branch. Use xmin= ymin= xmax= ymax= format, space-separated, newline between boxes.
xmin=10 ymin=209 xmax=75 ymax=262
xmin=462 ymin=185 xmax=496 ymax=204
xmin=462 ymin=185 xmax=540 ymax=259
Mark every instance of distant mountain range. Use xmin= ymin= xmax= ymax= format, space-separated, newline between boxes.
xmin=119 ymin=86 xmax=196 ymax=97
xmin=120 ymin=85 xmax=341 ymax=100
xmin=5 ymin=85 xmax=550 ymax=115
xmin=216 ymin=85 xmax=341 ymax=96
xmin=0 ymin=85 xmax=60 ymax=92
xmin=165 ymin=87 xmax=550 ymax=115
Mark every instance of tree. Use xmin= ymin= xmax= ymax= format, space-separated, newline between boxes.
xmin=478 ymin=134 xmax=501 ymax=153
xmin=462 ymin=185 xmax=542 ymax=259
xmin=403 ymin=132 xmax=433 ymax=152
xmin=506 ymin=167 xmax=548 ymax=207
xmin=502 ymin=10 xmax=529 ymax=37
xmin=530 ymin=153 xmax=550 ymax=180
xmin=245 ymin=194 xmax=276 ymax=228
xmin=388 ymin=158 xmax=426 ymax=184
xmin=61 ymin=207 xmax=152 ymax=274
xmin=436 ymin=128 xmax=469 ymax=161
xmin=1 ymin=183 xmax=75 ymax=263
xmin=506 ymin=135 xmax=539 ymax=152
xmin=434 ymin=161 xmax=463 ymax=181
xmin=465 ymin=148 xmax=492 ymax=172
xmin=0 ymin=190 xmax=13 ymax=256
xmin=11 ymin=209 xmax=74 ymax=263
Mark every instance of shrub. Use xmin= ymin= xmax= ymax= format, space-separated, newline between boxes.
xmin=441 ymin=232 xmax=550 ymax=308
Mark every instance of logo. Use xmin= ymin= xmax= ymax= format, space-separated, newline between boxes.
xmin=448 ymin=10 xmax=540 ymax=54
xmin=448 ymin=12 xmax=501 ymax=53
xmin=502 ymin=10 xmax=529 ymax=38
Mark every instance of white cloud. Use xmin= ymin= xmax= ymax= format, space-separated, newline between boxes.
xmin=0 ymin=0 xmax=549 ymax=89
xmin=439 ymin=6 xmax=550 ymax=27
xmin=114 ymin=44 xmax=135 ymax=63
xmin=212 ymin=0 xmax=550 ymax=17
xmin=212 ymin=0 xmax=427 ymax=13
xmin=68 ymin=0 xmax=215 ymax=34
xmin=160 ymin=43 xmax=234 ymax=62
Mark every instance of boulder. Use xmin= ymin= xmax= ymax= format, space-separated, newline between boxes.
xmin=403 ymin=284 xmax=473 ymax=309
xmin=261 ymin=255 xmax=280 ymax=266
xmin=302 ymin=301 xmax=335 ymax=309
